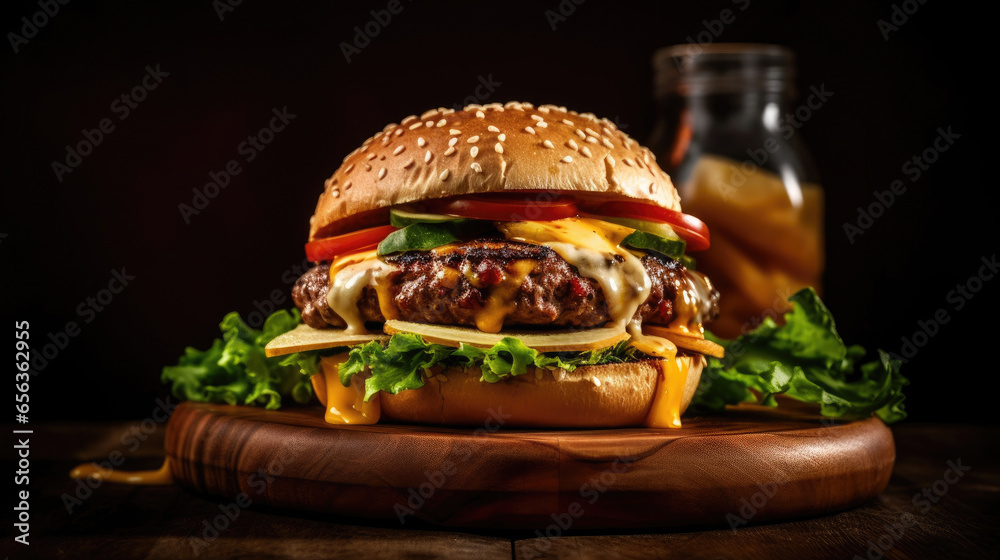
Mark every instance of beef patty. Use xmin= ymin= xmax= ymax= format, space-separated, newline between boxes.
xmin=292 ymin=240 xmax=719 ymax=330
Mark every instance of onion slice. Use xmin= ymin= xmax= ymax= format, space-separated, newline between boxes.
xmin=264 ymin=324 xmax=387 ymax=357
xmin=642 ymin=325 xmax=725 ymax=359
xmin=384 ymin=320 xmax=629 ymax=352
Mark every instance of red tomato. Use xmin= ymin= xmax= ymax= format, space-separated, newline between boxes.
xmin=304 ymin=225 xmax=397 ymax=262
xmin=592 ymin=201 xmax=711 ymax=250
xmin=426 ymin=194 xmax=578 ymax=222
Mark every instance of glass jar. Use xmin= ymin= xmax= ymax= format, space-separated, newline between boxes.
xmin=649 ymin=43 xmax=824 ymax=339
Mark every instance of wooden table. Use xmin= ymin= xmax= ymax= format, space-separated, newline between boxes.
xmin=9 ymin=421 xmax=998 ymax=560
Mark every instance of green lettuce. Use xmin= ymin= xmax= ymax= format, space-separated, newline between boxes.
xmin=339 ymin=334 xmax=637 ymax=401
xmin=692 ymin=288 xmax=908 ymax=423
xmin=161 ymin=309 xmax=318 ymax=410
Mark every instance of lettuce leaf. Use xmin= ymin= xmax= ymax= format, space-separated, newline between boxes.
xmin=340 ymin=334 xmax=637 ymax=401
xmin=161 ymin=309 xmax=317 ymax=410
xmin=692 ymin=288 xmax=908 ymax=423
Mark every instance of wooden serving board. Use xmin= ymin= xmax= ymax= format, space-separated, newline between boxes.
xmin=165 ymin=401 xmax=894 ymax=529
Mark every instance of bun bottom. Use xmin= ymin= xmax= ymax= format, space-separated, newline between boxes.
xmin=380 ymin=356 xmax=704 ymax=428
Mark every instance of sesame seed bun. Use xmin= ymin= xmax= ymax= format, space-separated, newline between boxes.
xmin=309 ymin=101 xmax=679 ymax=240
xmin=378 ymin=356 xmax=704 ymax=428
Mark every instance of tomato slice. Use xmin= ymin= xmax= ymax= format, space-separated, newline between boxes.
xmin=426 ymin=194 xmax=578 ymax=222
xmin=305 ymin=225 xmax=397 ymax=262
xmin=591 ymin=201 xmax=711 ymax=251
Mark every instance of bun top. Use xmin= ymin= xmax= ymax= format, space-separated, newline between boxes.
xmin=309 ymin=101 xmax=679 ymax=240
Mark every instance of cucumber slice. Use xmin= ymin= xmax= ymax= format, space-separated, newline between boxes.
xmin=594 ymin=215 xmax=681 ymax=241
xmin=390 ymin=205 xmax=465 ymax=227
xmin=623 ymin=230 xmax=686 ymax=260
xmin=377 ymin=223 xmax=461 ymax=255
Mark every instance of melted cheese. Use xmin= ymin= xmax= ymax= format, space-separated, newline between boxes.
xmin=669 ymin=269 xmax=717 ymax=334
xmin=499 ymin=218 xmax=650 ymax=330
xmin=475 ymin=259 xmax=537 ymax=333
xmin=644 ymin=354 xmax=691 ymax=429
xmin=69 ymin=458 xmax=174 ymax=485
xmin=326 ymin=250 xmax=396 ymax=333
xmin=313 ymin=353 xmax=381 ymax=425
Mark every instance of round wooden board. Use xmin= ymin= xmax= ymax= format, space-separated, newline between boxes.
xmin=165 ymin=401 xmax=894 ymax=529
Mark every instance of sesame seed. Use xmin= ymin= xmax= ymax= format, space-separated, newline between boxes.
xmin=436 ymin=119 xmax=447 ymax=127
xmin=471 ymin=162 xmax=483 ymax=173
xmin=393 ymin=145 xmax=405 ymax=155
xmin=449 ymin=129 xmax=461 ymax=135
xmin=476 ymin=111 xmax=485 ymax=118
xmin=524 ymin=126 xmax=535 ymax=134
xmin=470 ymin=146 xmax=479 ymax=157
xmin=364 ymin=163 xmax=372 ymax=171
xmin=425 ymin=151 xmax=432 ymax=163
xmin=603 ymin=127 xmax=613 ymax=136
xmin=543 ymin=140 xmax=554 ymax=149
xmin=467 ymin=135 xmax=480 ymax=143
xmin=381 ymin=136 xmax=390 ymax=146
xmin=448 ymin=137 xmax=458 ymax=147
xmin=403 ymin=158 xmax=415 ymax=169
xmin=332 ymin=189 xmax=340 ymax=198
xmin=425 ymin=121 xmax=434 ymax=128
xmin=586 ymin=136 xmax=598 ymax=144
xmin=378 ymin=168 xmax=387 ymax=180
xmin=531 ymin=114 xmax=544 ymax=121
xmin=562 ymin=119 xmax=574 ymax=126
xmin=606 ymin=155 xmax=615 ymax=168
xmin=601 ymin=137 xmax=614 ymax=149
xmin=393 ymin=128 xmax=403 ymax=136
xmin=581 ymin=146 xmax=592 ymax=158
xmin=585 ymin=128 xmax=599 ymax=137
xmin=344 ymin=180 xmax=352 ymax=190
xmin=561 ymin=155 xmax=573 ymax=163
xmin=444 ymin=146 xmax=456 ymax=156
xmin=538 ymin=106 xmax=551 ymax=113
xmin=536 ymin=121 xmax=548 ymax=128
xmin=417 ymin=137 xmax=426 ymax=147
xmin=498 ymin=133 xmax=506 ymax=142
xmin=488 ymin=125 xmax=500 ymax=133
xmin=420 ymin=109 xmax=439 ymax=120
xmin=401 ymin=115 xmax=417 ymax=125
xmin=440 ymin=169 xmax=450 ymax=181
xmin=623 ymin=157 xmax=634 ymax=167
xmin=495 ymin=143 xmax=504 ymax=154
xmin=567 ymin=139 xmax=578 ymax=150
xmin=575 ymin=129 xmax=586 ymax=139
xmin=409 ymin=123 xmax=423 ymax=130
xmin=344 ymin=163 xmax=355 ymax=173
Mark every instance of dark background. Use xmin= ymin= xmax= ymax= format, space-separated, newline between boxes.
xmin=2 ymin=0 xmax=993 ymax=424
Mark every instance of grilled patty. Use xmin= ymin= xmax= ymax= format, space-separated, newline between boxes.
xmin=292 ymin=240 xmax=719 ymax=330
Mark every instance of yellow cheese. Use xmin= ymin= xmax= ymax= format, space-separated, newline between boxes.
xmin=69 ymin=458 xmax=174 ymax=485
xmin=326 ymin=250 xmax=396 ymax=334
xmin=644 ymin=353 xmax=690 ymax=429
xmin=474 ymin=259 xmax=537 ymax=333
xmin=313 ymin=353 xmax=381 ymax=425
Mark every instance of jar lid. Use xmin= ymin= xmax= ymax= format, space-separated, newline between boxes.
xmin=653 ymin=43 xmax=796 ymax=97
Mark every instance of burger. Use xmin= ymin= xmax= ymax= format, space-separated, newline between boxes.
xmin=264 ymin=101 xmax=723 ymax=428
